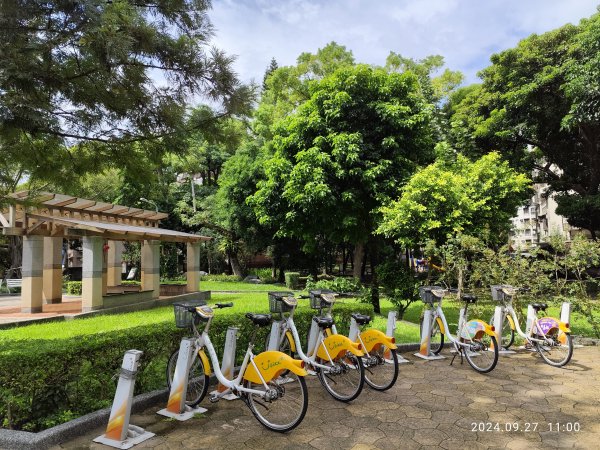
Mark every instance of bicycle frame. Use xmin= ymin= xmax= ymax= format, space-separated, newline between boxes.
xmin=499 ymin=302 xmax=570 ymax=345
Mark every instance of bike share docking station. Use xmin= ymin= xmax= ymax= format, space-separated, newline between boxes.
xmin=414 ymin=307 xmax=445 ymax=360
xmin=211 ymin=326 xmax=240 ymax=400
xmin=157 ymin=338 xmax=208 ymax=421
xmin=94 ymin=350 xmax=155 ymax=449
xmin=384 ymin=311 xmax=408 ymax=363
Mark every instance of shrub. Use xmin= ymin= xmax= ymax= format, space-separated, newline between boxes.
xmin=0 ymin=302 xmax=372 ymax=431
xmin=252 ymin=268 xmax=277 ymax=284
xmin=201 ymin=274 xmax=243 ymax=282
xmin=306 ymin=276 xmax=363 ymax=294
xmin=376 ymin=261 xmax=420 ymax=320
xmin=66 ymin=281 xmax=82 ymax=295
xmin=284 ymin=272 xmax=300 ymax=289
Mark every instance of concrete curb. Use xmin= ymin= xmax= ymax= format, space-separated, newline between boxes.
xmin=0 ymin=388 xmax=168 ymax=450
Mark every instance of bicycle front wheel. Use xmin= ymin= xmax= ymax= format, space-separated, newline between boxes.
xmin=463 ymin=335 xmax=499 ymax=374
xmin=420 ymin=315 xmax=444 ymax=354
xmin=244 ymin=372 xmax=308 ymax=432
xmin=489 ymin=314 xmax=515 ymax=349
xmin=535 ymin=332 xmax=573 ymax=367
xmin=363 ymin=344 xmax=399 ymax=391
xmin=317 ymin=351 xmax=365 ymax=402
xmin=166 ymin=349 xmax=209 ymax=407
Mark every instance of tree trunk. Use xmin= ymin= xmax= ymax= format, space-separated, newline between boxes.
xmin=8 ymin=236 xmax=22 ymax=275
xmin=227 ymin=250 xmax=244 ymax=278
xmin=352 ymin=242 xmax=365 ymax=280
xmin=369 ymin=242 xmax=380 ymax=314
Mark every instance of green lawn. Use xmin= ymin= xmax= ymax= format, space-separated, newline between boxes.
xmin=200 ymin=280 xmax=289 ymax=292
xmin=3 ymin=284 xmax=595 ymax=343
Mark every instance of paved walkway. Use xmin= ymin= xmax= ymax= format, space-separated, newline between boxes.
xmin=53 ymin=347 xmax=600 ymax=450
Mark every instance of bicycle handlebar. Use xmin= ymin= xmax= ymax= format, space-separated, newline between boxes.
xmin=215 ymin=302 xmax=233 ymax=308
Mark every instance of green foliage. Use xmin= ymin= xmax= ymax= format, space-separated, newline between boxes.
xmin=250 ymin=268 xmax=277 ymax=284
xmin=66 ymin=281 xmax=82 ymax=296
xmin=448 ymin=11 xmax=600 ymax=237
xmin=0 ymin=301 xmax=371 ymax=431
xmin=284 ymin=272 xmax=300 ymax=290
xmin=251 ymin=64 xmax=434 ymax=252
xmin=201 ymin=274 xmax=243 ymax=282
xmin=378 ymin=152 xmax=530 ymax=246
xmin=305 ymin=276 xmax=363 ymax=294
xmin=376 ymin=262 xmax=420 ymax=320
xmin=0 ymin=0 xmax=252 ymax=188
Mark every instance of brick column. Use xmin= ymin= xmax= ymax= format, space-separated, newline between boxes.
xmin=21 ymin=235 xmax=44 ymax=313
xmin=43 ymin=237 xmax=63 ymax=304
xmin=141 ymin=240 xmax=160 ymax=298
xmin=186 ymin=242 xmax=201 ymax=293
xmin=82 ymin=236 xmax=105 ymax=311
xmin=107 ymin=240 xmax=124 ymax=287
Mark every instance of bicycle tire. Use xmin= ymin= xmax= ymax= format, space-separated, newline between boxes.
xmin=316 ymin=351 xmax=365 ymax=402
xmin=244 ymin=372 xmax=308 ymax=432
xmin=463 ymin=335 xmax=499 ymax=374
xmin=419 ymin=315 xmax=444 ymax=355
xmin=363 ymin=344 xmax=399 ymax=391
xmin=264 ymin=330 xmax=294 ymax=357
xmin=535 ymin=332 xmax=573 ymax=367
xmin=166 ymin=348 xmax=210 ymax=407
xmin=489 ymin=314 xmax=515 ymax=349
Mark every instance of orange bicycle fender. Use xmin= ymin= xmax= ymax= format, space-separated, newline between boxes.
xmin=359 ymin=329 xmax=397 ymax=352
xmin=317 ymin=334 xmax=364 ymax=360
xmin=285 ymin=330 xmax=297 ymax=353
xmin=506 ymin=315 xmax=515 ymax=331
xmin=198 ymin=349 xmax=211 ymax=375
xmin=460 ymin=319 xmax=495 ymax=340
xmin=243 ymin=351 xmax=306 ymax=384
xmin=436 ymin=317 xmax=445 ymax=334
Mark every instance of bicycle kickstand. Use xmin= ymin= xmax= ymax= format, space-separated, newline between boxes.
xmin=450 ymin=344 xmax=463 ymax=366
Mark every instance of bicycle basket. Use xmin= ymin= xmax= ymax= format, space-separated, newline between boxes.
xmin=490 ymin=285 xmax=514 ymax=302
xmin=268 ymin=291 xmax=295 ymax=313
xmin=309 ymin=289 xmax=335 ymax=309
xmin=419 ymin=286 xmax=444 ymax=304
xmin=173 ymin=299 xmax=207 ymax=328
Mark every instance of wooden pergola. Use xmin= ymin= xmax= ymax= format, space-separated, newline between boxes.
xmin=1 ymin=191 xmax=210 ymax=313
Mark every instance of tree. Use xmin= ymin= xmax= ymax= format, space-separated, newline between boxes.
xmin=0 ymin=0 xmax=252 ymax=184
xmin=448 ymin=10 xmax=600 ymax=238
xmin=250 ymin=65 xmax=434 ymax=286
xmin=377 ymin=152 xmax=530 ymax=247
xmin=262 ymin=57 xmax=279 ymax=91
xmin=254 ymin=42 xmax=355 ymax=140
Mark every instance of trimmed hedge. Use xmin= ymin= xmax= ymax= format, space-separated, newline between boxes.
xmin=66 ymin=281 xmax=82 ymax=295
xmin=285 ymin=272 xmax=300 ymax=289
xmin=0 ymin=302 xmax=372 ymax=431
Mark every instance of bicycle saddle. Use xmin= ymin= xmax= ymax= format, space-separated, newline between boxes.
xmin=245 ymin=313 xmax=272 ymax=327
xmin=531 ymin=303 xmax=548 ymax=311
xmin=462 ymin=294 xmax=477 ymax=304
xmin=313 ymin=316 xmax=335 ymax=328
xmin=351 ymin=313 xmax=372 ymax=325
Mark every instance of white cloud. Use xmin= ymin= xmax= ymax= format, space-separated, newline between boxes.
xmin=208 ymin=0 xmax=599 ymax=87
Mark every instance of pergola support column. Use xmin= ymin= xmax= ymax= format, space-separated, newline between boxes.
xmin=186 ymin=242 xmax=201 ymax=293
xmin=43 ymin=237 xmax=63 ymax=304
xmin=107 ymin=240 xmax=124 ymax=287
xmin=142 ymin=240 xmax=160 ymax=298
xmin=82 ymin=236 xmax=105 ymax=312
xmin=21 ymin=236 xmax=44 ymax=313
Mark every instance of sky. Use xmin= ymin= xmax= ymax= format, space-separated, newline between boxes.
xmin=209 ymin=0 xmax=599 ymax=86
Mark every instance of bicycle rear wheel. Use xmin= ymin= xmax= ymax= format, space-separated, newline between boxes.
xmin=166 ymin=349 xmax=209 ymax=407
xmin=535 ymin=332 xmax=573 ymax=367
xmin=463 ymin=335 xmax=499 ymax=374
xmin=317 ymin=351 xmax=365 ymax=402
xmin=244 ymin=372 xmax=308 ymax=432
xmin=363 ymin=344 xmax=399 ymax=391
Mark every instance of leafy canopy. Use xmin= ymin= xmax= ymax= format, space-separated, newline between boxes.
xmin=251 ymin=64 xmax=434 ymax=250
xmin=377 ymin=152 xmax=531 ymax=246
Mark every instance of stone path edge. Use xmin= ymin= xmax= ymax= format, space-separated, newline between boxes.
xmin=0 ymin=388 xmax=168 ymax=450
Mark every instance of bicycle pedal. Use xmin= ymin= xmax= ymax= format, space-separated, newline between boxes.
xmin=209 ymin=394 xmax=220 ymax=403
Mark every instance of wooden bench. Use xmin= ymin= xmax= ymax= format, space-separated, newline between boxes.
xmin=2 ymin=278 xmax=22 ymax=293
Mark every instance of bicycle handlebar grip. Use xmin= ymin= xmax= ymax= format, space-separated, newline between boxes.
xmin=448 ymin=288 xmax=459 ymax=293
xmin=216 ymin=302 xmax=233 ymax=308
